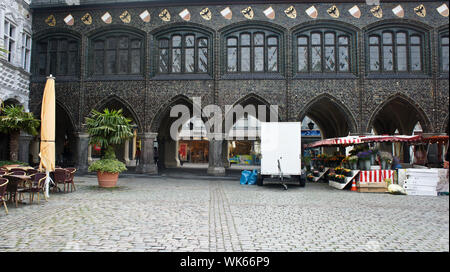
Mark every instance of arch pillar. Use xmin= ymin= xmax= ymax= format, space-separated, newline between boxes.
xmin=74 ymin=132 xmax=90 ymax=174
xmin=136 ymin=132 xmax=158 ymax=174
xmin=208 ymin=133 xmax=225 ymax=176
xmin=18 ymin=132 xmax=33 ymax=164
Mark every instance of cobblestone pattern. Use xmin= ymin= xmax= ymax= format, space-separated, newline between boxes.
xmin=0 ymin=175 xmax=448 ymax=252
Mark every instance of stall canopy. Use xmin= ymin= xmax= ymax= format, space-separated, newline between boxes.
xmin=360 ymin=135 xmax=422 ymax=144
xmin=306 ymin=135 xmax=448 ymax=148
xmin=420 ymin=136 xmax=449 ymax=144
xmin=306 ymin=136 xmax=362 ymax=148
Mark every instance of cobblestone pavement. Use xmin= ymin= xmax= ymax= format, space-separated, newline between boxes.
xmin=0 ymin=173 xmax=448 ymax=252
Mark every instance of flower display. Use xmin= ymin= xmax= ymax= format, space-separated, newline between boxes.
xmin=335 ymin=174 xmax=346 ymax=183
xmin=378 ymin=151 xmax=393 ymax=162
xmin=348 ymin=155 xmax=358 ymax=162
xmin=357 ymin=151 xmax=372 ymax=160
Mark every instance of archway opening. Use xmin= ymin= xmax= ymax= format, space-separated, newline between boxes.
xmin=27 ymin=102 xmax=77 ymax=167
xmin=370 ymin=97 xmax=430 ymax=164
xmin=178 ymin=116 xmax=209 ymax=165
xmin=91 ymin=98 xmax=140 ymax=168
xmin=0 ymin=99 xmax=22 ymax=161
xmin=154 ymin=96 xmax=205 ymax=169
xmin=224 ymin=95 xmax=278 ymax=168
xmin=301 ymin=96 xmax=355 ymax=156
xmin=54 ymin=103 xmax=76 ymax=167
xmin=371 ymin=97 xmax=427 ymax=136
xmin=227 ymin=114 xmax=261 ymax=166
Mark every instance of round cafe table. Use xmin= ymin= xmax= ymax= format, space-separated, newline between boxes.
xmin=2 ymin=165 xmax=35 ymax=171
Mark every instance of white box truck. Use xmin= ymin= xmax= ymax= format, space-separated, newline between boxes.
xmin=257 ymin=122 xmax=305 ymax=189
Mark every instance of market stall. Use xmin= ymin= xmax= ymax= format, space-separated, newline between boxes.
xmin=305 ymin=134 xmax=448 ymax=194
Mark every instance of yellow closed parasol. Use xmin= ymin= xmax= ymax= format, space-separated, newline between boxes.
xmin=39 ymin=75 xmax=56 ymax=198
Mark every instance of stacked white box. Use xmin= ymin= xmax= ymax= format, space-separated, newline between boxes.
xmin=403 ymin=169 xmax=439 ymax=196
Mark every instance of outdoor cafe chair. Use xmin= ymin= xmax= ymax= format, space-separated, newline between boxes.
xmin=26 ymin=169 xmax=39 ymax=176
xmin=64 ymin=168 xmax=77 ymax=192
xmin=10 ymin=170 xmax=26 ymax=176
xmin=53 ymin=169 xmax=71 ymax=193
xmin=9 ymin=168 xmax=27 ymax=172
xmin=23 ymin=173 xmax=47 ymax=204
xmin=0 ymin=170 xmax=7 ymax=176
xmin=3 ymin=175 xmax=29 ymax=208
xmin=0 ymin=178 xmax=9 ymax=215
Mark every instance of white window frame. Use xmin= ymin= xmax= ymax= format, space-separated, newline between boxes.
xmin=21 ymin=32 xmax=32 ymax=71
xmin=4 ymin=19 xmax=17 ymax=64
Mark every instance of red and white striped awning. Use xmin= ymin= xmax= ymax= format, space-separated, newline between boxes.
xmin=306 ymin=136 xmax=362 ymax=148
xmin=306 ymin=134 xmax=447 ymax=149
xmin=360 ymin=135 xmax=422 ymax=143
xmin=333 ymin=136 xmax=362 ymax=146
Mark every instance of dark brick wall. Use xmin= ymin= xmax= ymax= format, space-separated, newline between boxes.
xmin=29 ymin=1 xmax=449 ymax=136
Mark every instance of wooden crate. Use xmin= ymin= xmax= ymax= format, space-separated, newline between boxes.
xmin=357 ymin=182 xmax=388 ymax=193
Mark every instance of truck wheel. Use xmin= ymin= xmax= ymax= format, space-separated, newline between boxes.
xmin=257 ymin=173 xmax=264 ymax=186
xmin=298 ymin=175 xmax=306 ymax=187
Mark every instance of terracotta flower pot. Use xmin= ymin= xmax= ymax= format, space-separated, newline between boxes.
xmin=97 ymin=171 xmax=119 ymax=188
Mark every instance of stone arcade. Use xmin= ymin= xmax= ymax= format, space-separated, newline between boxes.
xmin=22 ymin=0 xmax=449 ymax=174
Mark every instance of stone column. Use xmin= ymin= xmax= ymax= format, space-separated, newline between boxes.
xmin=124 ymin=139 xmax=130 ymax=166
xmin=164 ymin=137 xmax=179 ymax=168
xmin=222 ymin=140 xmax=230 ymax=168
xmin=136 ymin=132 xmax=158 ymax=174
xmin=208 ymin=133 xmax=225 ymax=176
xmin=74 ymin=132 xmax=90 ymax=174
xmin=18 ymin=132 xmax=33 ymax=164
xmin=87 ymin=144 xmax=93 ymax=164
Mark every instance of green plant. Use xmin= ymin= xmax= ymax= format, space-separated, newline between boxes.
xmin=303 ymin=156 xmax=311 ymax=165
xmin=85 ymin=108 xmax=133 ymax=160
xmin=0 ymin=105 xmax=40 ymax=161
xmin=0 ymin=160 xmax=28 ymax=167
xmin=348 ymin=155 xmax=358 ymax=163
xmin=88 ymin=159 xmax=127 ymax=174
xmin=384 ymin=178 xmax=392 ymax=186
xmin=85 ymin=108 xmax=133 ymax=173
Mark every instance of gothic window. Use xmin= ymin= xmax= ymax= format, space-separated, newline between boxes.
xmin=294 ymin=28 xmax=353 ymax=74
xmin=155 ymin=30 xmax=210 ymax=74
xmin=34 ymin=34 xmax=79 ymax=77
xmin=225 ymin=28 xmax=280 ymax=73
xmin=90 ymin=31 xmax=144 ymax=76
xmin=367 ymin=26 xmax=427 ymax=74
xmin=440 ymin=32 xmax=449 ymax=73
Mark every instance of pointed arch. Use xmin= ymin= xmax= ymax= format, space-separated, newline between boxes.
xmin=150 ymin=94 xmax=205 ymax=133
xmin=367 ymin=93 xmax=432 ymax=135
xmin=32 ymin=99 xmax=77 ymax=132
xmin=299 ymin=93 xmax=358 ymax=139
xmin=223 ymin=93 xmax=279 ymax=130
xmin=93 ymin=95 xmax=143 ymax=131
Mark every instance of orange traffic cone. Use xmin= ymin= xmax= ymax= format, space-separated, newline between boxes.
xmin=351 ymin=180 xmax=358 ymax=192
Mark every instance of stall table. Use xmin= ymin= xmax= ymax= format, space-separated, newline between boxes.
xmin=312 ymin=167 xmax=329 ymax=182
xmin=329 ymin=170 xmax=360 ymax=190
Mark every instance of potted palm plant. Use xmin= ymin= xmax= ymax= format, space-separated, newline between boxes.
xmin=85 ymin=108 xmax=133 ymax=188
xmin=0 ymin=104 xmax=40 ymax=161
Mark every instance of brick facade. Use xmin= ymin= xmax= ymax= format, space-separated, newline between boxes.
xmin=27 ymin=1 xmax=449 ymax=172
